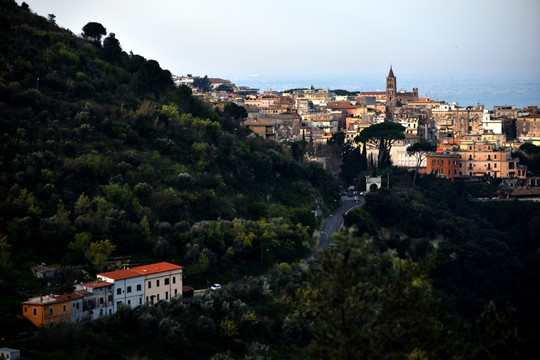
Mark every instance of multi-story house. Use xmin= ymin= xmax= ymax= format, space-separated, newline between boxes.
xmin=97 ymin=269 xmax=145 ymax=310
xmin=432 ymin=104 xmax=484 ymax=139
xmin=458 ymin=141 xmax=526 ymax=178
xmin=22 ymin=292 xmax=81 ymax=327
xmin=130 ymin=262 xmax=183 ymax=305
xmin=301 ymin=113 xmax=337 ymax=133
xmin=516 ymin=113 xmax=540 ymax=141
xmin=426 ymin=154 xmax=461 ymax=180
xmin=74 ymin=280 xmax=115 ymax=319
xmin=390 ymin=134 xmax=422 ymax=168
xmin=243 ymin=117 xmax=278 ymax=140
xmin=493 ymin=105 xmax=518 ymax=119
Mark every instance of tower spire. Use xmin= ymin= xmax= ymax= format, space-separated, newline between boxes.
xmin=388 ymin=65 xmax=395 ymax=78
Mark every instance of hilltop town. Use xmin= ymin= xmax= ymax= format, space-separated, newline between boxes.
xmin=177 ymin=68 xmax=539 ymax=190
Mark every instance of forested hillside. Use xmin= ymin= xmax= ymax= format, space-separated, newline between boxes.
xmin=0 ymin=0 xmax=338 ymax=330
xmin=1 ymin=1 xmax=539 ymax=359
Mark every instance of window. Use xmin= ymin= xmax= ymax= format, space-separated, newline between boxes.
xmin=156 ymin=279 xmax=160 ymax=287
xmin=139 ymin=298 xmax=142 ymax=305
xmin=165 ymin=278 xmax=170 ymax=285
xmin=108 ymin=295 xmax=113 ymax=302
xmin=166 ymin=291 xmax=169 ymax=300
xmin=173 ymin=277 xmax=176 ymax=284
xmin=76 ymin=303 xmax=80 ymax=310
xmin=174 ymin=289 xmax=178 ymax=296
xmin=25 ymin=306 xmax=28 ymax=313
xmin=494 ymin=163 xmax=497 ymax=168
xmin=157 ymin=294 xmax=160 ymax=301
xmin=127 ymin=286 xmax=132 ymax=293
xmin=117 ymin=288 xmax=122 ymax=295
xmin=127 ymin=300 xmax=131 ymax=306
xmin=148 ymin=281 xmax=151 ymax=289
xmin=63 ymin=304 xmax=66 ymax=313
xmin=33 ymin=308 xmax=37 ymax=316
xmin=49 ymin=307 xmax=53 ymax=315
xmin=137 ymin=284 xmax=142 ymax=291
xmin=117 ymin=301 xmax=121 ymax=307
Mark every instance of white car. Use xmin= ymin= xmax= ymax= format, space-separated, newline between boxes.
xmin=210 ymin=284 xmax=221 ymax=290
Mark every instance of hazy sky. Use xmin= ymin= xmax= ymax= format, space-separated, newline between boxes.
xmin=19 ymin=0 xmax=540 ymax=81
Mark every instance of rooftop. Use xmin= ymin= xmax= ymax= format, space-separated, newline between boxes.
xmin=54 ymin=292 xmax=83 ymax=302
xmin=97 ymin=269 xmax=143 ymax=281
xmin=81 ymin=280 xmax=113 ymax=289
xmin=130 ymin=262 xmax=183 ymax=275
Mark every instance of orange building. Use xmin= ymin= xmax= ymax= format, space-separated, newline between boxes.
xmin=426 ymin=154 xmax=461 ymax=179
xmin=22 ymin=292 xmax=82 ymax=327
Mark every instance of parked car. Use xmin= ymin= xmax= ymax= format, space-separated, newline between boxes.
xmin=155 ymin=299 xmax=168 ymax=306
xmin=210 ymin=283 xmax=221 ymax=290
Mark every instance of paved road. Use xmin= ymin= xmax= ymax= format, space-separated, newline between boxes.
xmin=308 ymin=195 xmax=365 ymax=258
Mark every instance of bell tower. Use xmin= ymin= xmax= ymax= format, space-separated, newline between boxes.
xmin=386 ymin=66 xmax=396 ymax=105
xmin=386 ymin=66 xmax=397 ymax=118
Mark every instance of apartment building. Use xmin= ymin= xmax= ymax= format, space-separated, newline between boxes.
xmin=426 ymin=154 xmax=461 ymax=180
xmin=130 ymin=262 xmax=183 ymax=305
xmin=97 ymin=269 xmax=145 ymax=311
xmin=458 ymin=141 xmax=526 ymax=178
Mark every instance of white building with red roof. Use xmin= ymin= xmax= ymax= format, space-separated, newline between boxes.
xmin=97 ymin=269 xmax=145 ymax=311
xmin=130 ymin=262 xmax=183 ymax=305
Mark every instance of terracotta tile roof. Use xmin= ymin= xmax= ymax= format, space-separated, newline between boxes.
xmin=97 ymin=269 xmax=142 ymax=280
xmin=54 ymin=292 xmax=83 ymax=302
xmin=82 ymin=280 xmax=113 ymax=289
xmin=130 ymin=262 xmax=183 ymax=275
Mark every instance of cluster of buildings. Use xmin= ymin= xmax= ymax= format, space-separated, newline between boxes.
xmin=22 ymin=262 xmax=183 ymax=327
xmin=176 ymin=68 xmax=539 ymax=184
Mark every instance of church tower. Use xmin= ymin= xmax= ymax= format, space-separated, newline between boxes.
xmin=386 ymin=66 xmax=397 ymax=118
xmin=386 ymin=66 xmax=396 ymax=105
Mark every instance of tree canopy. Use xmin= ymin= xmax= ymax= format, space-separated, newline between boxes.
xmin=82 ymin=22 xmax=107 ymax=44
xmin=356 ymin=122 xmax=405 ymax=168
xmin=193 ymin=75 xmax=212 ymax=93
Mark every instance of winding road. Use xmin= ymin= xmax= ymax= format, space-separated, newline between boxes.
xmin=308 ymin=195 xmax=365 ymax=258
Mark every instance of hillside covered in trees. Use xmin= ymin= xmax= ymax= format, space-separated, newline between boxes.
xmin=0 ymin=0 xmax=337 ymax=331
xmin=1 ymin=1 xmax=539 ymax=359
